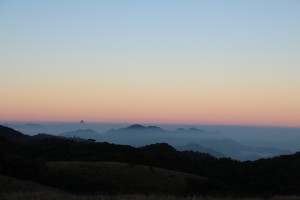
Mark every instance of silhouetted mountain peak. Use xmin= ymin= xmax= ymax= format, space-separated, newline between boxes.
xmin=0 ymin=125 xmax=25 ymax=137
xmin=127 ymin=124 xmax=146 ymax=129
xmin=126 ymin=124 xmax=163 ymax=131
xmin=0 ymin=125 xmax=31 ymax=142
xmin=141 ymin=143 xmax=177 ymax=153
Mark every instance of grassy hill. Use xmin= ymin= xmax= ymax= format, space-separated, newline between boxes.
xmin=2 ymin=126 xmax=300 ymax=197
xmin=0 ymin=175 xmax=58 ymax=193
xmin=1 ymin=174 xmax=300 ymax=200
xmin=45 ymin=161 xmax=206 ymax=194
xmin=0 ymin=174 xmax=69 ymax=200
xmin=1 ymin=170 xmax=300 ymax=200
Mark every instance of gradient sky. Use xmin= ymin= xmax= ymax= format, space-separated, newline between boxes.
xmin=1 ymin=0 xmax=300 ymax=127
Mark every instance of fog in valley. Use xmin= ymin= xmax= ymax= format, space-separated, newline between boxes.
xmin=2 ymin=121 xmax=299 ymax=161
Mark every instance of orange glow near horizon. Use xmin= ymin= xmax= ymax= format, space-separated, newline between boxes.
xmin=1 ymin=1 xmax=300 ymax=128
xmin=1 ymin=80 xmax=299 ymax=128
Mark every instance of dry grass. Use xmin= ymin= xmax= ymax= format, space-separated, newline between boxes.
xmin=2 ymin=192 xmax=300 ymax=200
xmin=1 ymin=170 xmax=300 ymax=200
xmin=46 ymin=161 xmax=205 ymax=194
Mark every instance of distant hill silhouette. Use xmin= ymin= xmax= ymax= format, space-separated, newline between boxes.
xmin=141 ymin=143 xmax=177 ymax=153
xmin=0 ymin=124 xmax=292 ymax=160
xmin=60 ymin=129 xmax=102 ymax=140
xmin=1 ymin=124 xmax=300 ymax=196
xmin=0 ymin=125 xmax=59 ymax=143
xmin=176 ymin=143 xmax=225 ymax=158
xmin=102 ymin=124 xmax=222 ymax=145
xmin=0 ymin=125 xmax=31 ymax=142
xmin=101 ymin=124 xmax=291 ymax=160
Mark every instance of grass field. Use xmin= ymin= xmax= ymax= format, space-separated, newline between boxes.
xmin=2 ymin=162 xmax=300 ymax=200
xmin=1 ymin=175 xmax=300 ymax=200
xmin=2 ymin=192 xmax=300 ymax=200
xmin=46 ymin=161 xmax=206 ymax=194
xmin=0 ymin=175 xmax=58 ymax=193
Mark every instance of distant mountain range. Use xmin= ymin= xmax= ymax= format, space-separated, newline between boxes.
xmin=101 ymin=124 xmax=223 ymax=145
xmin=2 ymin=123 xmax=300 ymax=196
xmin=74 ymin=124 xmax=291 ymax=161
xmin=0 ymin=124 xmax=292 ymax=161
xmin=60 ymin=129 xmax=102 ymax=140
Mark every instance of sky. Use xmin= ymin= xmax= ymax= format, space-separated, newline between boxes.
xmin=0 ymin=0 xmax=300 ymax=127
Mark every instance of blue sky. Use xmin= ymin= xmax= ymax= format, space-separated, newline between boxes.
xmin=0 ymin=0 xmax=300 ymax=126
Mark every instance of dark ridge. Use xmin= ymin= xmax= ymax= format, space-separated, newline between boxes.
xmin=0 ymin=125 xmax=24 ymax=137
xmin=141 ymin=143 xmax=177 ymax=153
xmin=1 ymin=124 xmax=300 ymax=196
xmin=0 ymin=125 xmax=30 ymax=142
xmin=126 ymin=124 xmax=163 ymax=131
xmin=32 ymin=133 xmax=61 ymax=140
xmin=0 ymin=125 xmax=59 ymax=143
xmin=127 ymin=124 xmax=146 ymax=129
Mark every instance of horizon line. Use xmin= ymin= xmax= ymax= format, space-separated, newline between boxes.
xmin=1 ymin=120 xmax=300 ymax=129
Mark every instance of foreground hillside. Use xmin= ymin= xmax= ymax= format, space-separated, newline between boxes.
xmin=2 ymin=194 xmax=300 ymax=200
xmin=1 ymin=175 xmax=300 ymax=200
xmin=1 ymin=125 xmax=300 ymax=197
xmin=46 ymin=161 xmax=205 ymax=194
xmin=0 ymin=175 xmax=58 ymax=193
